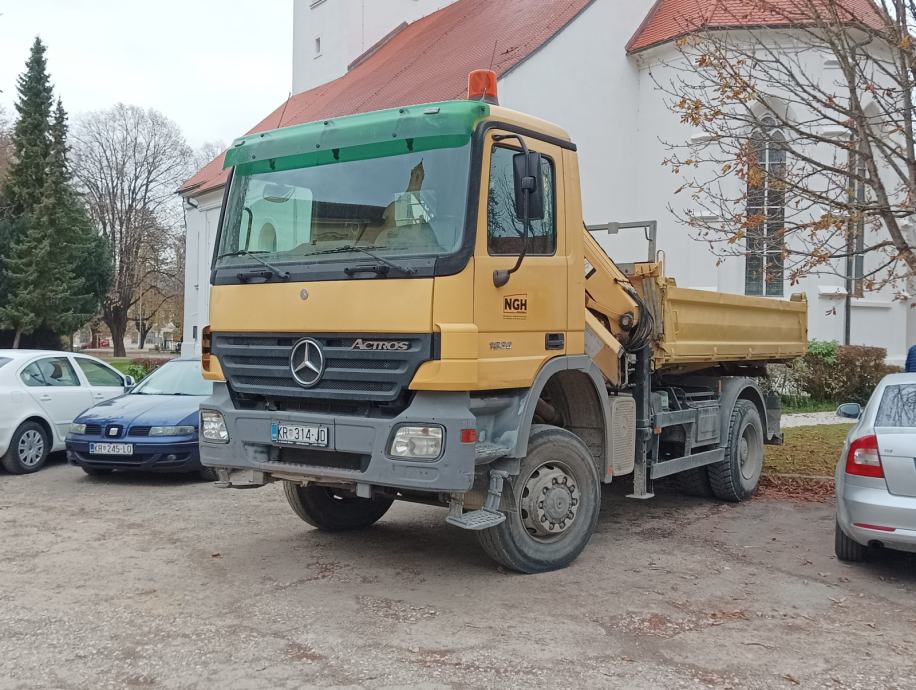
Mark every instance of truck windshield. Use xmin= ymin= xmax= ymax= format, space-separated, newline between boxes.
xmin=215 ymin=144 xmax=471 ymax=275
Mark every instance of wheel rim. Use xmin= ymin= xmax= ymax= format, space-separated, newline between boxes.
xmin=738 ymin=423 xmax=762 ymax=482
xmin=17 ymin=430 xmax=44 ymax=467
xmin=519 ymin=461 xmax=580 ymax=542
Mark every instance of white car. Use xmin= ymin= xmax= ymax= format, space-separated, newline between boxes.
xmin=0 ymin=350 xmax=131 ymax=474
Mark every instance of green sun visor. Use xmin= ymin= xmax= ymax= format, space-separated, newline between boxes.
xmin=224 ymin=100 xmax=490 ymax=176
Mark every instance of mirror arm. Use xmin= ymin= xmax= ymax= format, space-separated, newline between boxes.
xmin=491 ymin=134 xmax=532 ymax=288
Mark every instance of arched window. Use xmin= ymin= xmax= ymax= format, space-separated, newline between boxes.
xmin=745 ymin=117 xmax=786 ymax=297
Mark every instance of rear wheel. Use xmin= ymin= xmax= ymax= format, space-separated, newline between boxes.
xmin=2 ymin=422 xmax=50 ymax=474
xmin=283 ymin=482 xmax=393 ymax=531
xmin=677 ymin=466 xmax=713 ymax=497
xmin=709 ymin=400 xmax=763 ymax=502
xmin=477 ymin=426 xmax=600 ymax=573
xmin=835 ymin=521 xmax=868 ymax=562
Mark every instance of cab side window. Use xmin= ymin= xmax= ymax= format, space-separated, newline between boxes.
xmin=21 ymin=357 xmax=81 ymax=387
xmin=487 ymin=145 xmax=556 ymax=256
xmin=76 ymin=358 xmax=124 ymax=387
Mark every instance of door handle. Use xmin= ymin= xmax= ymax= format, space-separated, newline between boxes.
xmin=39 ymin=395 xmax=52 ymax=402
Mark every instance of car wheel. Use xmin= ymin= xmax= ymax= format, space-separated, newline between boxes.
xmin=835 ymin=521 xmax=868 ymax=562
xmin=2 ymin=421 xmax=50 ymax=474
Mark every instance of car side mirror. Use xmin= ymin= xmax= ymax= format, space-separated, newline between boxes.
xmin=512 ymin=151 xmax=544 ymax=222
xmin=836 ymin=402 xmax=861 ymax=419
xmin=124 ymin=375 xmax=136 ymax=389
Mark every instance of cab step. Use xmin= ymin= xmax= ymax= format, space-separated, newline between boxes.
xmin=446 ymin=508 xmax=506 ymax=531
xmin=446 ymin=468 xmax=508 ymax=531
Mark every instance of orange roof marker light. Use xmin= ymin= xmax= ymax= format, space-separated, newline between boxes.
xmin=468 ymin=69 xmax=499 ymax=105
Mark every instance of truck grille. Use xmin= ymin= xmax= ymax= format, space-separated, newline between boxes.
xmin=211 ymin=332 xmax=435 ymax=403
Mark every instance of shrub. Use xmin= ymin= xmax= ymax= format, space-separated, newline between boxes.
xmin=125 ymin=357 xmax=170 ymax=382
xmin=796 ymin=344 xmax=897 ymax=405
xmin=768 ymin=342 xmax=899 ymax=407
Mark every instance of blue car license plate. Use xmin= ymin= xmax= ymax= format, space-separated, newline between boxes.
xmin=271 ymin=422 xmax=329 ymax=447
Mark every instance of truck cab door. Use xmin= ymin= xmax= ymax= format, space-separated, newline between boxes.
xmin=473 ymin=130 xmax=568 ymax=388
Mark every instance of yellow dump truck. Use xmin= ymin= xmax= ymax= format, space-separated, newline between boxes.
xmin=199 ymin=72 xmax=807 ymax=572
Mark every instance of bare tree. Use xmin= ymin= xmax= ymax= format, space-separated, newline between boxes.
xmin=656 ymin=0 xmax=916 ymax=307
xmin=71 ymin=104 xmax=192 ymax=356
xmin=192 ymin=139 xmax=226 ymax=171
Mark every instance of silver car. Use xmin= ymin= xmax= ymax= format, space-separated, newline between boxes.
xmin=835 ymin=372 xmax=916 ymax=561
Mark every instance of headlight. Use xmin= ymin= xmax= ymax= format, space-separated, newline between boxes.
xmin=149 ymin=425 xmax=196 ymax=437
xmin=200 ymin=410 xmax=229 ymax=443
xmin=389 ymin=425 xmax=443 ymax=459
xmin=69 ymin=423 xmax=87 ymax=435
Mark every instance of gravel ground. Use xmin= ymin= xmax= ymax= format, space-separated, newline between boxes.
xmin=781 ymin=411 xmax=855 ymax=428
xmin=2 ymin=457 xmax=915 ymax=689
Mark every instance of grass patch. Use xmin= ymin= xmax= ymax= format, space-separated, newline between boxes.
xmin=764 ymin=424 xmax=850 ymax=477
xmin=105 ymin=358 xmax=132 ymax=375
xmin=782 ymin=399 xmax=839 ymax=414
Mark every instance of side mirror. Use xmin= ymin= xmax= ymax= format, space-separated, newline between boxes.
xmin=836 ymin=402 xmax=861 ymax=419
xmin=124 ymin=375 xmax=136 ymax=389
xmin=513 ymin=151 xmax=545 ymax=222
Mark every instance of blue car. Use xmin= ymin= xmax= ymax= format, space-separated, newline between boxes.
xmin=66 ymin=358 xmax=214 ymax=479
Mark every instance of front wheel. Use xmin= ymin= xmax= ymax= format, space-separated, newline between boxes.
xmin=283 ymin=482 xmax=393 ymax=531
xmin=477 ymin=426 xmax=601 ymax=573
xmin=2 ymin=422 xmax=50 ymax=474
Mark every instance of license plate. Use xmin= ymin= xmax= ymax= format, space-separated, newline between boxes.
xmin=271 ymin=422 xmax=329 ymax=447
xmin=89 ymin=442 xmax=133 ymax=456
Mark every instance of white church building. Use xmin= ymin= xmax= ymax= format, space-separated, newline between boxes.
xmin=180 ymin=0 xmax=915 ymax=363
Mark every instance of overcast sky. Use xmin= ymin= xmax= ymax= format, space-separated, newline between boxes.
xmin=0 ymin=0 xmax=292 ymax=149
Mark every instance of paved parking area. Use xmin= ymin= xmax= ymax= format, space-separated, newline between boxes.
xmin=2 ymin=457 xmax=915 ymax=689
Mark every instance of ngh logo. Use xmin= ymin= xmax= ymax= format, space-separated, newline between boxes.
xmin=503 ymin=294 xmax=528 ymax=320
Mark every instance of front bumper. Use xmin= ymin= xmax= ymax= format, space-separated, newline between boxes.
xmin=66 ymin=439 xmax=203 ymax=473
xmin=200 ymin=383 xmax=476 ymax=493
xmin=837 ymin=473 xmax=916 ymax=554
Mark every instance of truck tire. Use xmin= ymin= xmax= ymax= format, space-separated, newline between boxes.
xmin=2 ymin=421 xmax=50 ymax=474
xmin=477 ymin=425 xmax=600 ymax=573
xmin=677 ymin=466 xmax=713 ymax=497
xmin=709 ymin=399 xmax=763 ymax=502
xmin=283 ymin=482 xmax=393 ymax=531
xmin=835 ymin=521 xmax=868 ymax=562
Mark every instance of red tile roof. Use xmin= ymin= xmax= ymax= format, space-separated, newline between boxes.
xmin=627 ymin=0 xmax=886 ymax=53
xmin=180 ymin=0 xmax=595 ymax=196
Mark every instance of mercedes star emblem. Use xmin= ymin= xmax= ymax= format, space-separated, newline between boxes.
xmin=289 ymin=338 xmax=325 ymax=387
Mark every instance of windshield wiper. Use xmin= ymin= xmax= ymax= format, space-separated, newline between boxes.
xmin=309 ymin=245 xmax=416 ymax=276
xmin=217 ymin=250 xmax=291 ymax=281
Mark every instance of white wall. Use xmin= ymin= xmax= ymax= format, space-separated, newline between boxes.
xmin=181 ymin=188 xmax=224 ymax=355
xmin=292 ymin=0 xmax=460 ymax=94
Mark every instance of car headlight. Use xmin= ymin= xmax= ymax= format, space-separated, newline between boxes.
xmin=69 ymin=423 xmax=87 ymax=435
xmin=200 ymin=410 xmax=229 ymax=443
xmin=149 ymin=425 xmax=196 ymax=437
xmin=389 ymin=425 xmax=443 ymax=459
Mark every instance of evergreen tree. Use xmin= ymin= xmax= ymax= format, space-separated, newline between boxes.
xmin=0 ymin=51 xmax=111 ymax=347
xmin=3 ymin=37 xmax=53 ymax=218
xmin=48 ymin=99 xmax=112 ymax=335
xmin=0 ymin=37 xmax=54 ymax=338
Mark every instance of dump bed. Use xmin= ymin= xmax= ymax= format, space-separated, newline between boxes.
xmin=630 ymin=264 xmax=807 ymax=370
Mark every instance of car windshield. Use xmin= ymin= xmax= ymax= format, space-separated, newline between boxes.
xmin=215 ymin=144 xmax=471 ymax=274
xmin=131 ymin=361 xmax=213 ymax=396
xmin=875 ymin=383 xmax=916 ymax=427
xmin=0 ymin=357 xmax=11 ymax=369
